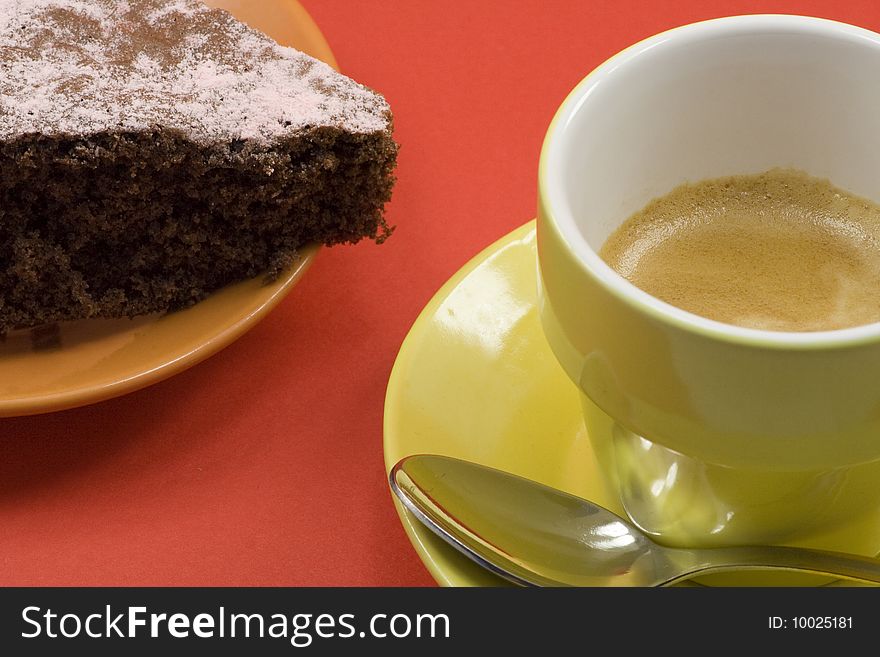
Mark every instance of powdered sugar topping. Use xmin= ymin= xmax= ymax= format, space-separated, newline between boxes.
xmin=0 ymin=0 xmax=391 ymax=143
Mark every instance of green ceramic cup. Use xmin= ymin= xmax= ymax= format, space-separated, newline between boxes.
xmin=537 ymin=15 xmax=880 ymax=561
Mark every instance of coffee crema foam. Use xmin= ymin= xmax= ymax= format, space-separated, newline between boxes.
xmin=600 ymin=169 xmax=880 ymax=331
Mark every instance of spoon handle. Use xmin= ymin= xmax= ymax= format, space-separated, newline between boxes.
xmin=678 ymin=545 xmax=880 ymax=585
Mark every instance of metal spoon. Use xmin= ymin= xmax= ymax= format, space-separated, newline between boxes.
xmin=390 ymin=454 xmax=880 ymax=586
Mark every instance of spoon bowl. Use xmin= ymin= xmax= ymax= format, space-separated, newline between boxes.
xmin=391 ymin=454 xmax=880 ymax=586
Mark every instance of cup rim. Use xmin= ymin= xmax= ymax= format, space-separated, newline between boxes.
xmin=538 ymin=13 xmax=880 ymax=349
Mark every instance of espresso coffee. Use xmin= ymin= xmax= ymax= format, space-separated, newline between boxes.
xmin=599 ymin=169 xmax=880 ymax=331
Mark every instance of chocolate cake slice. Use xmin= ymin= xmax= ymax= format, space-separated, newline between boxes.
xmin=0 ymin=0 xmax=397 ymax=333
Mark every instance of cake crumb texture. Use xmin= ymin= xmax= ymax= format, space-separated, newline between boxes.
xmin=0 ymin=0 xmax=398 ymax=332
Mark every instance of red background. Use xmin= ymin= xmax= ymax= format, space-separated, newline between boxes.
xmin=3 ymin=0 xmax=879 ymax=586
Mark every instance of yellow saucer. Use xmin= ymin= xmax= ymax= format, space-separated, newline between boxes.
xmin=384 ymin=221 xmax=621 ymax=586
xmin=0 ymin=0 xmax=331 ymax=417
xmin=384 ymin=222 xmax=872 ymax=587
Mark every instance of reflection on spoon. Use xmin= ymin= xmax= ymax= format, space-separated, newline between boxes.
xmin=391 ymin=454 xmax=880 ymax=586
